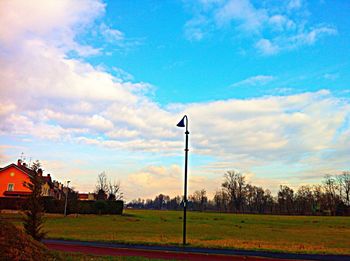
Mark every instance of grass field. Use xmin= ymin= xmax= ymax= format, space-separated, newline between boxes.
xmin=1 ymin=209 xmax=350 ymax=255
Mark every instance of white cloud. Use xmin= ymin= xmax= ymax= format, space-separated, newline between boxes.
xmin=100 ymin=23 xmax=124 ymax=42
xmin=289 ymin=26 xmax=337 ymax=46
xmin=112 ymin=67 xmax=134 ymax=82
xmin=214 ymin=0 xmax=267 ymax=32
xmin=255 ymin=26 xmax=337 ymax=55
xmin=287 ymin=0 xmax=303 ymax=10
xmin=184 ymin=0 xmax=337 ymax=55
xmin=184 ymin=15 xmax=208 ymax=41
xmin=255 ymin=39 xmax=280 ymax=55
xmin=0 ymin=0 xmax=105 ymax=56
xmin=268 ymin=15 xmax=295 ymax=32
xmin=231 ymin=75 xmax=275 ymax=87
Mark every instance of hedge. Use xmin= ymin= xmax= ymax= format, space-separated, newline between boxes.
xmin=42 ymin=198 xmax=123 ymax=215
xmin=0 ymin=198 xmax=27 ymax=210
xmin=0 ymin=197 xmax=123 ymax=215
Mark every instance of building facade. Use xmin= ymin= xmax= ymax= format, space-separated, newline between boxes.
xmin=0 ymin=159 xmax=64 ymax=198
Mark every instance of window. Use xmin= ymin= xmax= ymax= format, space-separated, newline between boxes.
xmin=7 ymin=183 xmax=14 ymax=191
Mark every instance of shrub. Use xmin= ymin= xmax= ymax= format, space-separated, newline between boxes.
xmin=0 ymin=219 xmax=55 ymax=261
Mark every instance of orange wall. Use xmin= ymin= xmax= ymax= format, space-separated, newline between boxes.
xmin=0 ymin=166 xmax=31 ymax=197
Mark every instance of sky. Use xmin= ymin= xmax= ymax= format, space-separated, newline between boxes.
xmin=0 ymin=0 xmax=349 ymax=201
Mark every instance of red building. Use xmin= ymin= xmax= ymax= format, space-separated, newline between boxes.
xmin=0 ymin=160 xmax=33 ymax=197
xmin=0 ymin=159 xmax=63 ymax=198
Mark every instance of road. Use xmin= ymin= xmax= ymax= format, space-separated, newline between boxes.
xmin=43 ymin=239 xmax=350 ymax=261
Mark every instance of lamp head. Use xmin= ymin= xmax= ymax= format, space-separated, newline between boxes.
xmin=177 ymin=116 xmax=186 ymax=128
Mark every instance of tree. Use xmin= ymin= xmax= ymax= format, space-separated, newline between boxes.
xmin=323 ymin=175 xmax=339 ymax=215
xmin=338 ymin=172 xmax=350 ymax=206
xmin=214 ymin=190 xmax=229 ymax=212
xmin=295 ymin=185 xmax=314 ymax=215
xmin=96 ymin=172 xmax=108 ymax=200
xmin=108 ymin=180 xmax=123 ymax=201
xmin=190 ymin=189 xmax=207 ymax=211
xmin=278 ymin=185 xmax=294 ymax=214
xmin=263 ymin=189 xmax=274 ymax=214
xmin=23 ymin=161 xmax=46 ymax=241
xmin=154 ymin=194 xmax=170 ymax=209
xmin=222 ymin=171 xmax=246 ymax=212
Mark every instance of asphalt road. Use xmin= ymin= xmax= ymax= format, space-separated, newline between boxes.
xmin=43 ymin=239 xmax=350 ymax=261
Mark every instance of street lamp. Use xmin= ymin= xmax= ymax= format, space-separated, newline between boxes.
xmin=177 ymin=115 xmax=189 ymax=246
xmin=64 ymin=180 xmax=70 ymax=217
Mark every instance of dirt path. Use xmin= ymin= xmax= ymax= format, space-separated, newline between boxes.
xmin=43 ymin=239 xmax=350 ymax=261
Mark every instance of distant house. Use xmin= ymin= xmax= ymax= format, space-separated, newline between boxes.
xmin=78 ymin=193 xmax=96 ymax=201
xmin=0 ymin=159 xmax=63 ymax=199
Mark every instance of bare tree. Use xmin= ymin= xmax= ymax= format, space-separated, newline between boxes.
xmin=338 ymin=171 xmax=350 ymax=206
xmin=222 ymin=171 xmax=246 ymax=213
xmin=295 ymin=185 xmax=314 ymax=215
xmin=108 ymin=180 xmax=123 ymax=200
xmin=323 ymin=175 xmax=339 ymax=215
xmin=214 ymin=190 xmax=229 ymax=212
xmin=96 ymin=172 xmax=109 ymax=200
xmin=278 ymin=185 xmax=294 ymax=214
xmin=190 ymin=189 xmax=207 ymax=211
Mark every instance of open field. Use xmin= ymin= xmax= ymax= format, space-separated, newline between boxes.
xmin=1 ymin=209 xmax=350 ymax=255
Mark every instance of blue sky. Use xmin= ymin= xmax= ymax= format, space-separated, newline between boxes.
xmin=88 ymin=0 xmax=350 ymax=103
xmin=0 ymin=0 xmax=349 ymax=200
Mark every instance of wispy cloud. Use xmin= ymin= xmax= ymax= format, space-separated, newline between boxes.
xmin=183 ymin=0 xmax=337 ymax=55
xmin=231 ymin=75 xmax=275 ymax=87
xmin=100 ymin=23 xmax=124 ymax=42
xmin=323 ymin=73 xmax=339 ymax=80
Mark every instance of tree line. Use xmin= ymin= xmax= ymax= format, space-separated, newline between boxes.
xmin=127 ymin=170 xmax=350 ymax=216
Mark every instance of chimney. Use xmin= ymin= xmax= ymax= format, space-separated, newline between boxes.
xmin=17 ymin=159 xmax=22 ymax=166
xmin=22 ymin=162 xmax=27 ymax=168
xmin=38 ymin=168 xmax=43 ymax=176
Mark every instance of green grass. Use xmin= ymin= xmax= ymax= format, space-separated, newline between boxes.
xmin=2 ymin=210 xmax=350 ymax=255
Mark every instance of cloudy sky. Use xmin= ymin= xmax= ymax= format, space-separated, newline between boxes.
xmin=0 ymin=0 xmax=349 ymax=200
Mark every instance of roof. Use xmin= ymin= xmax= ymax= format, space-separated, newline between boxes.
xmin=0 ymin=163 xmax=36 ymax=177
xmin=1 ymin=162 xmax=53 ymax=186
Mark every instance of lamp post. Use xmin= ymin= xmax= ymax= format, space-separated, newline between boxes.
xmin=177 ymin=115 xmax=189 ymax=246
xmin=64 ymin=180 xmax=70 ymax=217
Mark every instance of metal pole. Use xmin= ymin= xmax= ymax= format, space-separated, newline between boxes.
xmin=64 ymin=181 xmax=70 ymax=216
xmin=183 ymin=118 xmax=189 ymax=246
